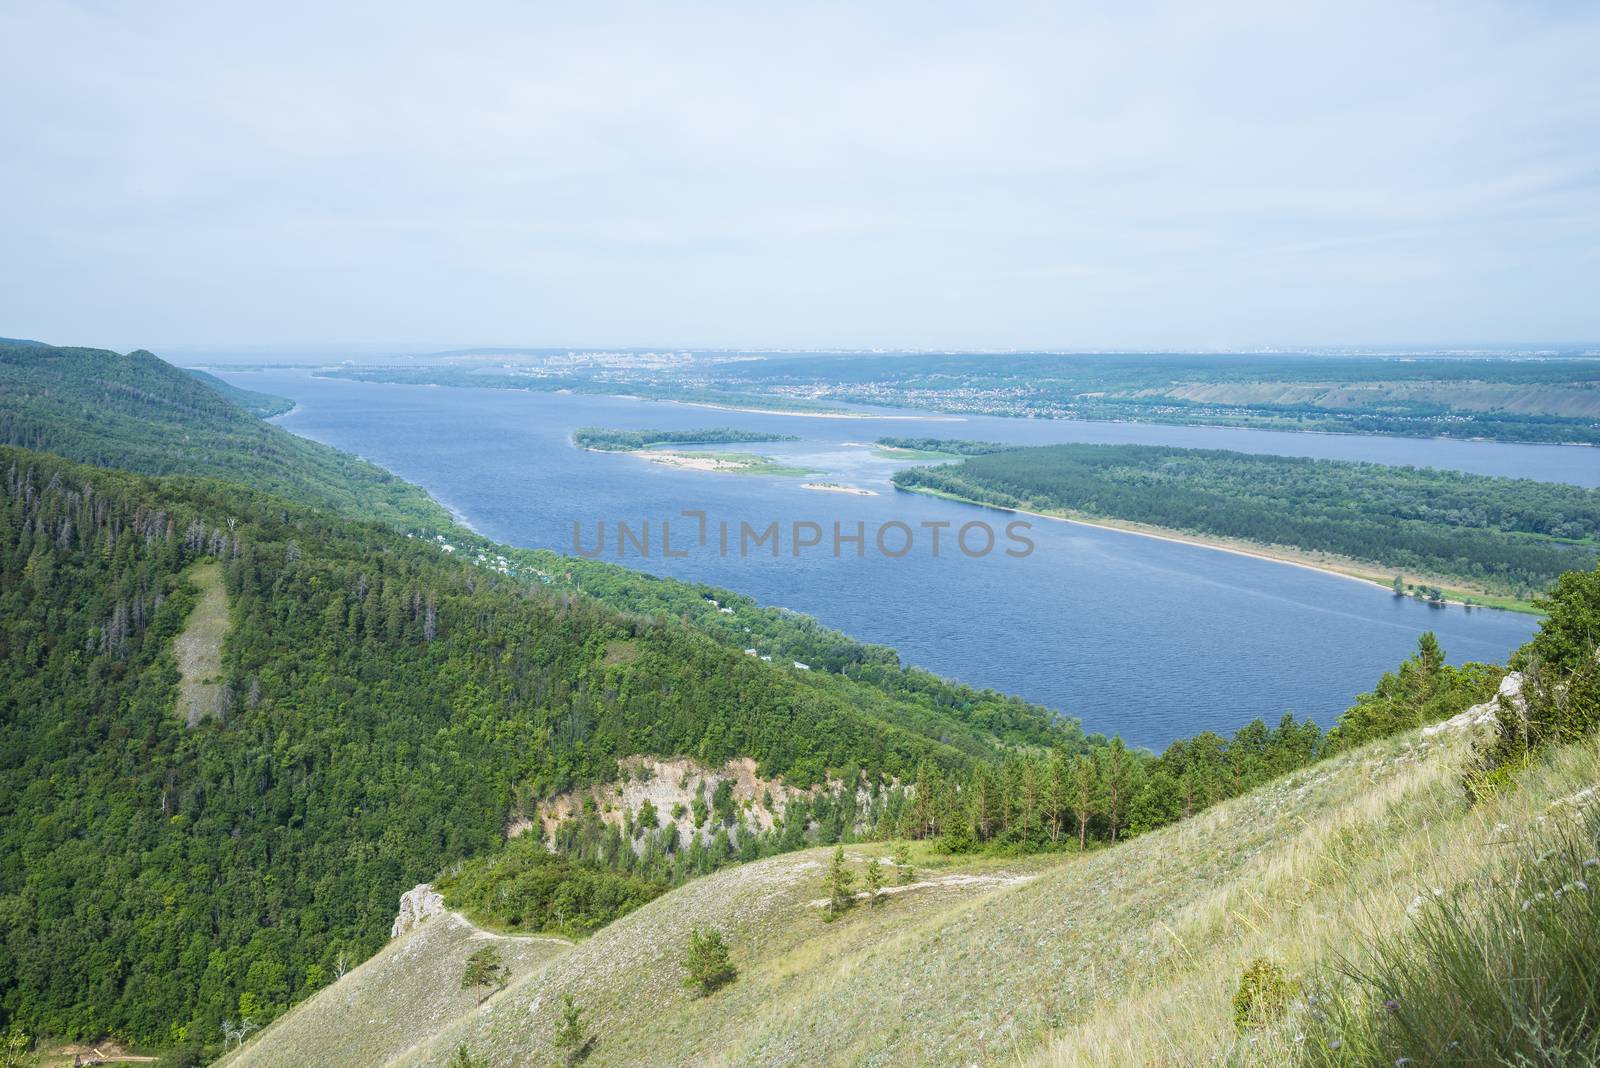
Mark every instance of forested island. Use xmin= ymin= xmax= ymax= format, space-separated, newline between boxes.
xmin=873 ymin=436 xmax=1013 ymax=458
xmin=573 ymin=427 xmax=799 ymax=451
xmin=893 ymin=442 xmax=1600 ymax=609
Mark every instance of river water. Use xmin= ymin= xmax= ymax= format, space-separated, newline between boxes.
xmin=220 ymin=369 xmax=1565 ymax=747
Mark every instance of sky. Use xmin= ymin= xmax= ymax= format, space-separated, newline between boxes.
xmin=2 ymin=1 xmax=1598 ymax=353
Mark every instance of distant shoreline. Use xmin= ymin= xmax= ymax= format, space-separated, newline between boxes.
xmin=676 ymin=400 xmax=964 ymax=421
xmin=897 ymin=486 xmax=1542 ymax=615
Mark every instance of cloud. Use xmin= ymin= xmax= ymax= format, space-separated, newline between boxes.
xmin=1 ymin=0 xmax=1597 ymax=349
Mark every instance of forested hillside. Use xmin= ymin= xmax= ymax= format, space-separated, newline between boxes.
xmin=894 ymin=443 xmax=1600 ymax=600
xmin=0 ymin=446 xmax=1073 ymax=1046
xmin=0 ymin=342 xmax=451 ymax=533
xmin=0 ymin=344 xmax=1075 ymax=759
xmin=182 ymin=369 xmax=295 ymax=419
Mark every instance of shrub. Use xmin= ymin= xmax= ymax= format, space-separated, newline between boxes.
xmin=1232 ymin=958 xmax=1294 ymax=1031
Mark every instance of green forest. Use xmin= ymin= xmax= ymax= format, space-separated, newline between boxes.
xmin=180 ymin=370 xmax=295 ymax=420
xmin=893 ymin=443 xmax=1600 ymax=599
xmin=0 ymin=343 xmax=452 ymax=534
xmin=873 ymin=437 xmax=1012 ymax=456
xmin=0 ymin=444 xmax=1060 ymax=1045
xmin=3 ymin=341 xmax=1597 ymax=1062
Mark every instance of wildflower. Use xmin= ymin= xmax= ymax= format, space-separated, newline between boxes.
xmin=1397 ymin=1058 xmax=1413 ymax=1066
xmin=1329 ymin=1038 xmax=1342 ymax=1050
xmin=1584 ymin=857 xmax=1599 ymax=868
xmin=1383 ymin=998 xmax=1400 ymax=1013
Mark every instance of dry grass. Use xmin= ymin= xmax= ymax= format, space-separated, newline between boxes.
xmin=171 ymin=560 xmax=228 ymax=725
xmin=229 ymin=719 xmax=1599 ymax=1067
xmin=215 ymin=913 xmax=566 ymax=1068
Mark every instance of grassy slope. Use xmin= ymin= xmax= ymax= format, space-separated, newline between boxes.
xmin=216 ymin=913 xmax=567 ymax=1068
xmin=171 ymin=560 xmax=228 ymax=726
xmin=228 ymin=719 xmax=1599 ymax=1067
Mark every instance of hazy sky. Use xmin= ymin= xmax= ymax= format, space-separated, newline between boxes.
xmin=3 ymin=2 xmax=1597 ymax=351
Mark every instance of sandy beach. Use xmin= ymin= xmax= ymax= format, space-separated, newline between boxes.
xmin=898 ymin=487 xmax=1536 ymax=613
xmin=802 ymin=482 xmax=878 ymax=496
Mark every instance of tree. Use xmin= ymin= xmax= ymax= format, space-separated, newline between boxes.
xmin=682 ymin=927 xmax=737 ymax=996
xmin=1 ymin=1023 xmax=34 ymax=1068
xmin=1098 ymin=738 xmax=1139 ymax=842
xmin=865 ymin=857 xmax=884 ymax=902
xmin=1045 ymin=747 xmax=1070 ymax=843
xmin=554 ymin=993 xmax=591 ymax=1064
xmin=893 ymin=842 xmax=915 ymax=884
xmin=825 ymin=844 xmax=856 ymax=918
xmin=1071 ymin=754 xmax=1100 ymax=850
xmin=461 ymin=944 xmax=507 ymax=1005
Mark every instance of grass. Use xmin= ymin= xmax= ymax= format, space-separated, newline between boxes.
xmin=224 ymin=721 xmax=1600 ymax=1067
xmin=171 ymin=560 xmax=229 ymax=725
xmin=215 ymin=913 xmax=567 ymax=1068
xmin=1294 ymin=778 xmax=1600 ymax=1066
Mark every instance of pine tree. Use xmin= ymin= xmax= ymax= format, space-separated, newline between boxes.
xmin=682 ymin=927 xmax=737 ymax=996
xmin=554 ymin=994 xmax=591 ymax=1064
xmin=1071 ymin=754 xmax=1100 ymax=850
xmin=1099 ymin=737 xmax=1138 ymax=843
xmin=826 ymin=844 xmax=856 ymax=918
xmin=893 ymin=842 xmax=915 ymax=884
xmin=865 ymin=857 xmax=884 ymax=902
xmin=461 ymin=944 xmax=507 ymax=1005
xmin=1045 ymin=747 xmax=1069 ymax=843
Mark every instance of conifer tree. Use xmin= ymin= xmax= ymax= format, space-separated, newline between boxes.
xmin=554 ymin=994 xmax=590 ymax=1064
xmin=461 ymin=945 xmax=507 ymax=1005
xmin=682 ymin=927 xmax=737 ymax=996
xmin=893 ymin=842 xmax=915 ymax=885
xmin=1071 ymin=754 xmax=1100 ymax=850
xmin=826 ymin=844 xmax=856 ymax=918
xmin=866 ymin=857 xmax=884 ymax=902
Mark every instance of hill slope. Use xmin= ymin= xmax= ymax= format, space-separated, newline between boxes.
xmin=182 ymin=367 xmax=296 ymax=419
xmin=1 ymin=445 xmax=1065 ymax=1049
xmin=215 ymin=908 xmax=566 ymax=1068
xmin=0 ymin=341 xmax=452 ymax=532
xmin=0 ymin=342 xmax=1081 ymax=762
xmin=217 ymin=709 xmax=1600 ymax=1067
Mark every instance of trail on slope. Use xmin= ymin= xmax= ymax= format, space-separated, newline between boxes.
xmin=172 ymin=560 xmax=228 ymax=726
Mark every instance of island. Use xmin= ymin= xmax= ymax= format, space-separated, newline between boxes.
xmin=892 ymin=441 xmax=1600 ymax=613
xmin=572 ymin=427 xmax=800 ymax=451
xmin=574 ymin=427 xmax=817 ymax=476
xmin=873 ymin=436 xmax=1014 ymax=459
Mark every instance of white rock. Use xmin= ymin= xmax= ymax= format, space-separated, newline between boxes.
xmin=390 ymin=883 xmax=445 ymax=938
xmin=1421 ymin=671 xmax=1522 ymax=737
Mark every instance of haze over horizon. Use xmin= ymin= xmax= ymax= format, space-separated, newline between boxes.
xmin=3 ymin=1 xmax=1598 ymax=352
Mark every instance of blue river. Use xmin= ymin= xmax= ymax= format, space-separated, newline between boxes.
xmin=217 ymin=369 xmax=1573 ymax=747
